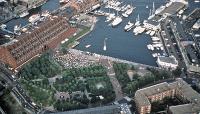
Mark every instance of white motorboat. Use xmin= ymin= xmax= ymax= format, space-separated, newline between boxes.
xmin=41 ymin=10 xmax=50 ymax=17
xmin=195 ymin=34 xmax=200 ymax=37
xmin=106 ymin=13 xmax=116 ymax=22
xmin=124 ymin=21 xmax=134 ymax=31
xmin=150 ymin=31 xmax=156 ymax=36
xmin=14 ymin=25 xmax=21 ymax=33
xmin=59 ymin=0 xmax=69 ymax=4
xmin=112 ymin=16 xmax=122 ymax=27
xmin=125 ymin=7 xmax=135 ymax=15
xmin=133 ymin=26 xmax=145 ymax=35
xmin=0 ymin=24 xmax=6 ymax=29
xmin=4 ymin=35 xmax=11 ymax=38
xmin=147 ymin=44 xmax=154 ymax=50
xmin=146 ymin=30 xmax=151 ymax=34
xmin=122 ymin=13 xmax=128 ymax=18
xmin=155 ymin=6 xmax=166 ymax=15
xmin=151 ymin=36 xmax=160 ymax=41
xmin=29 ymin=14 xmax=40 ymax=23
xmin=152 ymin=53 xmax=158 ymax=58
xmin=85 ymin=45 xmax=91 ymax=48
xmin=19 ymin=11 xmax=29 ymax=18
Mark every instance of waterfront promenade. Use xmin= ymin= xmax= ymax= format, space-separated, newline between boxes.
xmin=69 ymin=49 xmax=159 ymax=69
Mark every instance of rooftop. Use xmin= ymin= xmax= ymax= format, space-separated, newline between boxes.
xmin=157 ymin=56 xmax=178 ymax=65
xmin=135 ymin=78 xmax=200 ymax=113
xmin=49 ymin=104 xmax=131 ymax=114
xmin=169 ymin=104 xmax=200 ymax=114
xmin=158 ymin=2 xmax=185 ymax=16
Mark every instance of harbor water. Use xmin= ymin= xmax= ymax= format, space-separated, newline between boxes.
xmin=75 ymin=0 xmax=166 ymax=66
xmin=4 ymin=0 xmax=200 ymax=66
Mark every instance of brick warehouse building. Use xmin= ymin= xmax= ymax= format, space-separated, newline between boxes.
xmin=0 ymin=16 xmax=77 ymax=69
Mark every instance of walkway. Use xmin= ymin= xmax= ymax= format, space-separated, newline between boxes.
xmin=99 ymin=58 xmax=123 ymax=101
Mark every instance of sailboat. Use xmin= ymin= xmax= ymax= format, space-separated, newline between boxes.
xmin=103 ymin=38 xmax=107 ymax=51
xmin=148 ymin=9 xmax=154 ymax=20
xmin=135 ymin=14 xmax=140 ymax=26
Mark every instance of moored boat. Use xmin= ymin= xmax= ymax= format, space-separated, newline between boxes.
xmin=29 ymin=14 xmax=40 ymax=23
xmin=112 ymin=16 xmax=122 ymax=27
xmin=19 ymin=11 xmax=29 ymax=18
xmin=85 ymin=45 xmax=91 ymax=48
xmin=59 ymin=0 xmax=69 ymax=4
xmin=124 ymin=21 xmax=134 ymax=31
xmin=133 ymin=26 xmax=145 ymax=35
xmin=135 ymin=14 xmax=140 ymax=26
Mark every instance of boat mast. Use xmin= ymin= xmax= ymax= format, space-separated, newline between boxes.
xmin=149 ymin=9 xmax=152 ymax=17
xmin=152 ymin=2 xmax=155 ymax=15
xmin=138 ymin=14 xmax=140 ymax=23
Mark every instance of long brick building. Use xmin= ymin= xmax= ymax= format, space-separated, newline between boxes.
xmin=0 ymin=16 xmax=77 ymax=69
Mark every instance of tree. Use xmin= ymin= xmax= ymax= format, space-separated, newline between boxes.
xmin=172 ymin=67 xmax=182 ymax=77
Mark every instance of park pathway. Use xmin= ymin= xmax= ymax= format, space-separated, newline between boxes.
xmin=99 ymin=58 xmax=123 ymax=101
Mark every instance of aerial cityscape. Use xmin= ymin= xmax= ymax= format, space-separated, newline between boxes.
xmin=0 ymin=0 xmax=200 ymax=114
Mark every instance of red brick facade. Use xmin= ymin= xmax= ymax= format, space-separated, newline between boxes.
xmin=0 ymin=16 xmax=77 ymax=69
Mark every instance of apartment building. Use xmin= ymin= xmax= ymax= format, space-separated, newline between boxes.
xmin=134 ymin=78 xmax=200 ymax=114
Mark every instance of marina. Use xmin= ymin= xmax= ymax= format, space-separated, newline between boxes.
xmin=1 ymin=0 xmax=198 ymax=67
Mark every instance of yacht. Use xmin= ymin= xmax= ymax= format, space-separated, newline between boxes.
xmin=14 ymin=25 xmax=21 ymax=33
xmin=121 ymin=4 xmax=131 ymax=12
xmin=147 ymin=44 xmax=154 ymax=50
xmin=0 ymin=24 xmax=6 ymax=29
xmin=85 ymin=45 xmax=91 ymax=48
xmin=122 ymin=13 xmax=128 ymax=18
xmin=146 ymin=5 xmax=148 ymax=8
xmin=41 ymin=10 xmax=50 ymax=17
xmin=151 ymin=36 xmax=160 ymax=41
xmin=195 ymin=34 xmax=200 ymax=37
xmin=150 ymin=31 xmax=156 ymax=36
xmin=146 ymin=30 xmax=151 ymax=34
xmin=194 ymin=0 xmax=200 ymax=3
xmin=19 ymin=11 xmax=29 ymax=18
xmin=106 ymin=13 xmax=116 ymax=22
xmin=133 ymin=26 xmax=145 ymax=35
xmin=125 ymin=7 xmax=135 ymax=15
xmin=4 ymin=35 xmax=11 ymax=38
xmin=59 ymin=0 xmax=69 ymax=4
xmin=155 ymin=6 xmax=166 ymax=15
xmin=29 ymin=14 xmax=40 ymax=23
xmin=124 ymin=21 xmax=134 ymax=31
xmin=152 ymin=53 xmax=158 ymax=58
xmin=112 ymin=16 xmax=122 ymax=27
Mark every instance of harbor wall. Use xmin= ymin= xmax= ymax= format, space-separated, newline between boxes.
xmin=69 ymin=49 xmax=159 ymax=69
